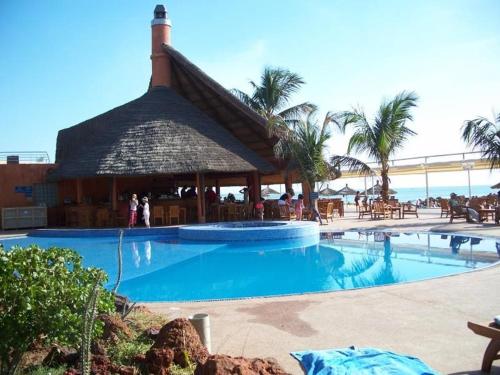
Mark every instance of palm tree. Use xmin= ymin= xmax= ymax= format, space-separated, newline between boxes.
xmin=461 ymin=113 xmax=500 ymax=170
xmin=232 ymin=66 xmax=316 ymax=134
xmin=274 ymin=110 xmax=344 ymax=221
xmin=332 ymin=91 xmax=418 ymax=202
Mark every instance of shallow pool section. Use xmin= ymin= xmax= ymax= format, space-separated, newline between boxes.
xmin=1 ymin=230 xmax=498 ymax=302
xmin=178 ymin=220 xmax=319 ymax=241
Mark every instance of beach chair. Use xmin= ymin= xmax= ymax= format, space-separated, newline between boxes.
xmin=439 ymin=199 xmax=450 ymax=218
xmin=467 ymin=321 xmax=500 ymax=373
xmin=372 ymin=201 xmax=391 ymax=219
xmin=402 ymin=203 xmax=418 ymax=218
xmin=318 ymin=202 xmax=334 ymax=223
xmin=358 ymin=203 xmax=372 ymax=219
xmin=449 ymin=202 xmax=469 ymax=223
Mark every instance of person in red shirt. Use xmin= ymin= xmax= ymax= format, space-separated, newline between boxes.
xmin=205 ymin=186 xmax=218 ymax=204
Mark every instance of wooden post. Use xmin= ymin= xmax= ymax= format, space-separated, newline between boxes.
xmin=76 ymin=178 xmax=82 ymax=204
xmin=111 ymin=177 xmax=117 ymax=211
xmin=196 ymin=173 xmax=206 ymax=223
xmin=251 ymin=171 xmax=260 ymax=203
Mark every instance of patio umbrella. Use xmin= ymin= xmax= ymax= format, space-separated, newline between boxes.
xmin=366 ymin=181 xmax=397 ymax=196
xmin=336 ymin=184 xmax=358 ymax=196
xmin=491 ymin=182 xmax=500 ymax=189
xmin=319 ymin=184 xmax=337 ymax=196
xmin=261 ymin=185 xmax=280 ymax=196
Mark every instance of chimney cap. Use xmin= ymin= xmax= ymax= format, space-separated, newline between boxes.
xmin=152 ymin=4 xmax=172 ymax=26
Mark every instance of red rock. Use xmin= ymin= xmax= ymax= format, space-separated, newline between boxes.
xmin=98 ymin=314 xmax=132 ymax=340
xmin=144 ymin=348 xmax=174 ymax=375
xmin=91 ymin=354 xmax=111 ymax=375
xmin=194 ymin=354 xmax=290 ymax=375
xmin=152 ymin=318 xmax=208 ymax=365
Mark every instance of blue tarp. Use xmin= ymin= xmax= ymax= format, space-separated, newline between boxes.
xmin=291 ymin=347 xmax=439 ymax=375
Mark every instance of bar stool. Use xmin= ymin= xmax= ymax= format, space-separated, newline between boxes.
xmin=169 ymin=205 xmax=180 ymax=225
xmin=152 ymin=206 xmax=164 ymax=226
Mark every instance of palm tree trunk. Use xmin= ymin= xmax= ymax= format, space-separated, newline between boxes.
xmin=307 ymin=179 xmax=323 ymax=224
xmin=380 ymin=164 xmax=390 ymax=203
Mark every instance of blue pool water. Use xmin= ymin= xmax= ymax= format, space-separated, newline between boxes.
xmin=1 ymin=230 xmax=498 ymax=302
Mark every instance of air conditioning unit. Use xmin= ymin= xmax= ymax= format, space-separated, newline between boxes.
xmin=7 ymin=155 xmax=19 ymax=164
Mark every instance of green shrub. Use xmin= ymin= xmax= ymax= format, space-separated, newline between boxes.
xmin=24 ymin=366 xmax=66 ymax=375
xmin=107 ymin=338 xmax=152 ymax=366
xmin=0 ymin=245 xmax=114 ymax=374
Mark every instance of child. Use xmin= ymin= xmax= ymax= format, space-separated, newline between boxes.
xmin=255 ymin=197 xmax=265 ymax=221
xmin=295 ymin=194 xmax=304 ymax=220
xmin=128 ymin=193 xmax=139 ymax=228
xmin=141 ymin=197 xmax=150 ymax=228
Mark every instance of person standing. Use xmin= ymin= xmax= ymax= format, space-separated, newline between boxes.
xmin=239 ymin=187 xmax=250 ymax=204
xmin=255 ymin=197 xmax=265 ymax=221
xmin=295 ymin=194 xmax=305 ymax=220
xmin=128 ymin=193 xmax=139 ymax=228
xmin=141 ymin=197 xmax=150 ymax=228
xmin=354 ymin=191 xmax=361 ymax=212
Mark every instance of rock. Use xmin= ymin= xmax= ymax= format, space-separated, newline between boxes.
xmin=98 ymin=314 xmax=132 ymax=340
xmin=43 ymin=345 xmax=79 ymax=367
xmin=194 ymin=355 xmax=290 ymax=375
xmin=152 ymin=318 xmax=209 ymax=365
xmin=91 ymin=354 xmax=111 ymax=375
xmin=144 ymin=348 xmax=174 ymax=375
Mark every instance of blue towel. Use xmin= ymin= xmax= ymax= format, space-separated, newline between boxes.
xmin=291 ymin=347 xmax=439 ymax=375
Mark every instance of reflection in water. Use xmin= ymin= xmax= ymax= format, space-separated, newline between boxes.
xmin=131 ymin=242 xmax=140 ymax=268
xmin=144 ymin=241 xmax=152 ymax=265
xmin=450 ymin=235 xmax=469 ymax=254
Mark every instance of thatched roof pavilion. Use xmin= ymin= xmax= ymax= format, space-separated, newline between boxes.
xmin=49 ymin=5 xmax=285 ymax=224
xmin=52 ymin=85 xmax=274 ymax=178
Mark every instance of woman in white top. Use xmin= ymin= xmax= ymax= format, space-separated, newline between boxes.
xmin=128 ymin=193 xmax=139 ymax=228
xmin=142 ymin=197 xmax=150 ymax=228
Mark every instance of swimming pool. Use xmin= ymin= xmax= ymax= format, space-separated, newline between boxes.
xmin=1 ymin=229 xmax=498 ymax=302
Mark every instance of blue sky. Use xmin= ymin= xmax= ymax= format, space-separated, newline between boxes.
xmin=1 ymin=0 xmax=499 ymax=187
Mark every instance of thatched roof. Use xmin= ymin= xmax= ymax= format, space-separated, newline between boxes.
xmin=367 ymin=181 xmax=397 ymax=195
xmin=51 ymin=45 xmax=280 ymax=180
xmin=51 ymin=86 xmax=275 ymax=179
xmin=336 ymin=184 xmax=358 ymax=196
xmin=319 ymin=185 xmax=337 ymax=196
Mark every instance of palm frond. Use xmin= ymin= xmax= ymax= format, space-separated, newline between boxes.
xmin=330 ymin=155 xmax=373 ymax=176
xmin=461 ymin=115 xmax=500 ymax=170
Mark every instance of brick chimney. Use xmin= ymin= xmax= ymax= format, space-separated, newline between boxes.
xmin=151 ymin=5 xmax=172 ymax=87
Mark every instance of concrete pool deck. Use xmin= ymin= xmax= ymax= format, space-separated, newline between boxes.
xmin=1 ymin=208 xmax=499 ymax=374
xmin=147 ymin=208 xmax=500 ymax=375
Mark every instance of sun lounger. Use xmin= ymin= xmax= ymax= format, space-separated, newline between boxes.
xmin=467 ymin=321 xmax=500 ymax=373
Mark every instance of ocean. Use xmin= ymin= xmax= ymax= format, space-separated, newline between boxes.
xmin=227 ymin=185 xmax=497 ymax=204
